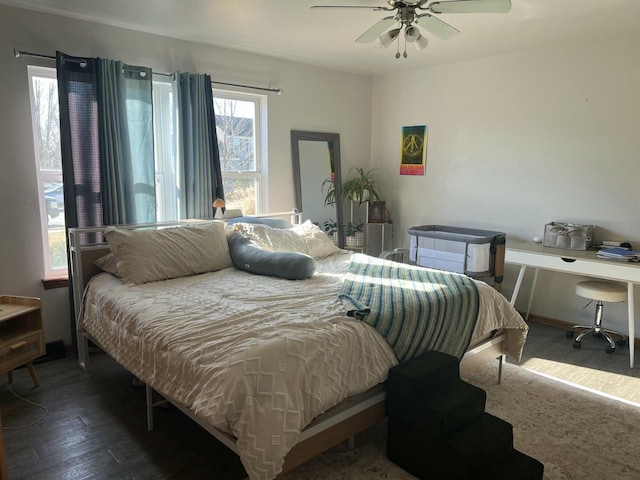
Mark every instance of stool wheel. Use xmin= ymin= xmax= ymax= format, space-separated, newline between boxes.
xmin=573 ymin=340 xmax=581 ymax=349
xmin=616 ymin=339 xmax=627 ymax=348
xmin=565 ymin=330 xmax=574 ymax=339
xmin=605 ymin=347 xmax=615 ymax=354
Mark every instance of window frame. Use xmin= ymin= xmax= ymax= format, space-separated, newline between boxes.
xmin=27 ymin=65 xmax=66 ymax=281
xmin=152 ymin=78 xmax=179 ymax=222
xmin=213 ymin=88 xmax=267 ymax=214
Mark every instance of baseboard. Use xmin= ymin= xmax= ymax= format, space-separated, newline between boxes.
xmin=523 ymin=312 xmax=640 ymax=344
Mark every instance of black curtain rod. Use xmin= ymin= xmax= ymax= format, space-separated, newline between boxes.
xmin=13 ymin=48 xmax=283 ymax=95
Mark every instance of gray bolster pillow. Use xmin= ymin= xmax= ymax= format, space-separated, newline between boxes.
xmin=227 ymin=232 xmax=316 ymax=280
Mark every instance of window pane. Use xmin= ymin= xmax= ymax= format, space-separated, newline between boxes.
xmin=214 ymin=91 xmax=264 ymax=215
xmin=152 ymin=80 xmax=178 ymax=221
xmin=32 ymin=76 xmax=62 ymax=171
xmin=215 ymin=98 xmax=256 ymax=172
xmin=48 ymin=225 xmax=67 ymax=270
xmin=223 ymin=177 xmax=257 ymax=215
xmin=44 ymin=181 xmax=66 ymax=271
xmin=29 ymin=68 xmax=67 ymax=277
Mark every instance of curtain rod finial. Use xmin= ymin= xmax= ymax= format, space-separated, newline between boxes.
xmin=14 ymin=48 xmax=22 ymax=58
xmin=276 ymin=88 xmax=283 ymax=95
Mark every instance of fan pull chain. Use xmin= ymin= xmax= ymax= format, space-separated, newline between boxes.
xmin=402 ymin=29 xmax=408 ymax=59
xmin=395 ymin=34 xmax=401 ymax=59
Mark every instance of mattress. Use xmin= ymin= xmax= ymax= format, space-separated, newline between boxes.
xmin=80 ymin=251 xmax=527 ymax=480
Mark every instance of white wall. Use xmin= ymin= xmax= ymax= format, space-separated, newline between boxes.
xmin=0 ymin=5 xmax=373 ymax=345
xmin=371 ymin=32 xmax=640 ymax=335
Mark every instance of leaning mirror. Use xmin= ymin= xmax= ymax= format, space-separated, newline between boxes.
xmin=291 ymin=130 xmax=344 ymax=247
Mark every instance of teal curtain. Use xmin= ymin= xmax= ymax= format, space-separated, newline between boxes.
xmin=57 ymin=52 xmax=155 ymax=351
xmin=56 ymin=52 xmax=101 ymax=233
xmin=173 ymin=73 xmax=224 ymax=219
xmin=97 ymin=59 xmax=155 ymax=224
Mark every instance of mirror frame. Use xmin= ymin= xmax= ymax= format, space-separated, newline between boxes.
xmin=290 ymin=130 xmax=344 ymax=247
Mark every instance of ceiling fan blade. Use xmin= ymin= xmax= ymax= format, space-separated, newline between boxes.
xmin=355 ymin=16 xmax=397 ymax=43
xmin=429 ymin=0 xmax=511 ymax=14
xmin=416 ymin=13 xmax=460 ymax=40
xmin=311 ymin=5 xmax=388 ymax=11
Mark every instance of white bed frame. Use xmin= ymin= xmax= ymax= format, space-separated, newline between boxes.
xmin=68 ymin=217 xmax=507 ymax=474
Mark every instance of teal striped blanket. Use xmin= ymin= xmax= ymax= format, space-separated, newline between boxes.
xmin=338 ymin=254 xmax=480 ymax=362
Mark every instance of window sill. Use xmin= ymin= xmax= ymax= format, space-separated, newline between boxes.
xmin=43 ymin=276 xmax=69 ymax=290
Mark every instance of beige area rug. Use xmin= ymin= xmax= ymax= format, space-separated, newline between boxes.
xmin=282 ymin=362 xmax=640 ymax=480
xmin=517 ymin=356 xmax=640 ymax=406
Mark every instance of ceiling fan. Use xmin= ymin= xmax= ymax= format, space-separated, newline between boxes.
xmin=311 ymin=0 xmax=512 ymax=59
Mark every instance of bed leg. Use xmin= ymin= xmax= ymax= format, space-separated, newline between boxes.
xmin=77 ymin=331 xmax=89 ymax=371
xmin=347 ymin=435 xmax=355 ymax=450
xmin=146 ymin=385 xmax=154 ymax=431
xmin=497 ymin=354 xmax=506 ymax=385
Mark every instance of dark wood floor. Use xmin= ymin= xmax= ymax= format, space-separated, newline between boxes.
xmin=2 ymin=322 xmax=638 ymax=479
xmin=1 ymin=350 xmax=246 ymax=480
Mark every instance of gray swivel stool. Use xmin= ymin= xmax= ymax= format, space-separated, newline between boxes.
xmin=567 ymin=280 xmax=627 ymax=354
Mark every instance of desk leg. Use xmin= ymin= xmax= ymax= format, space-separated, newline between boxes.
xmin=510 ymin=265 xmax=527 ymax=306
xmin=628 ymin=282 xmax=635 ymax=368
xmin=524 ymin=268 xmax=539 ymax=322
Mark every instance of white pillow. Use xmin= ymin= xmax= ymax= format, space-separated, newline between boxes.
xmin=105 ymin=222 xmax=232 ymax=285
xmin=234 ymin=221 xmax=342 ymax=259
xmin=94 ymin=253 xmax=120 ymax=277
xmin=292 ymin=221 xmax=343 ymax=258
xmin=233 ymin=222 xmax=307 ymax=253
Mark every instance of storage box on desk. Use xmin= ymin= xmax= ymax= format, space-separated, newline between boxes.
xmin=407 ymin=225 xmax=506 ymax=286
xmin=543 ymin=222 xmax=594 ymax=250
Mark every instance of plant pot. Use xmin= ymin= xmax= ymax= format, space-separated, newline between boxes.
xmin=331 ymin=232 xmax=338 ymax=245
xmin=345 ymin=232 xmax=364 ymax=247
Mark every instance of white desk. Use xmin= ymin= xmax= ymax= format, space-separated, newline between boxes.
xmin=505 ymin=242 xmax=640 ymax=368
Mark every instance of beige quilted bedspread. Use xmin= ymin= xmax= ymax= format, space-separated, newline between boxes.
xmin=80 ymin=252 xmax=527 ymax=480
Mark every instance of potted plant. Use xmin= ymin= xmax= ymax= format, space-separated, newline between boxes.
xmin=323 ymin=219 xmax=339 ymax=244
xmin=321 ymin=178 xmax=337 ymax=206
xmin=343 ymin=220 xmax=365 ymax=247
xmin=341 ymin=167 xmax=381 ymax=204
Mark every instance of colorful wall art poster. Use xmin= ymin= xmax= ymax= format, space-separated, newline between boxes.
xmin=400 ymin=125 xmax=427 ymax=176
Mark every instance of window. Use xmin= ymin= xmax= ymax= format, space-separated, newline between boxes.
xmin=214 ymin=90 xmax=266 ymax=215
xmin=27 ymin=66 xmax=65 ymax=279
xmin=152 ymin=79 xmax=179 ymax=222
xmin=28 ymin=67 xmax=267 ymax=278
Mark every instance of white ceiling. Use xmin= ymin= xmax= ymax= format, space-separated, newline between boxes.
xmin=4 ymin=0 xmax=640 ymax=75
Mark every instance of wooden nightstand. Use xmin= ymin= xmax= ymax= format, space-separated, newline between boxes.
xmin=0 ymin=296 xmax=45 ymax=387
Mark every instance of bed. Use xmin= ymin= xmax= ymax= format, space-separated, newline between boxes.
xmin=69 ymin=217 xmax=528 ymax=480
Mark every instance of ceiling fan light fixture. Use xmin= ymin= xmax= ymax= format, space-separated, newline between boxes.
xmin=378 ymin=28 xmax=401 ymax=48
xmin=404 ymin=25 xmax=419 ymax=42
xmin=404 ymin=24 xmax=428 ymax=50
xmin=415 ymin=34 xmax=428 ymax=50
